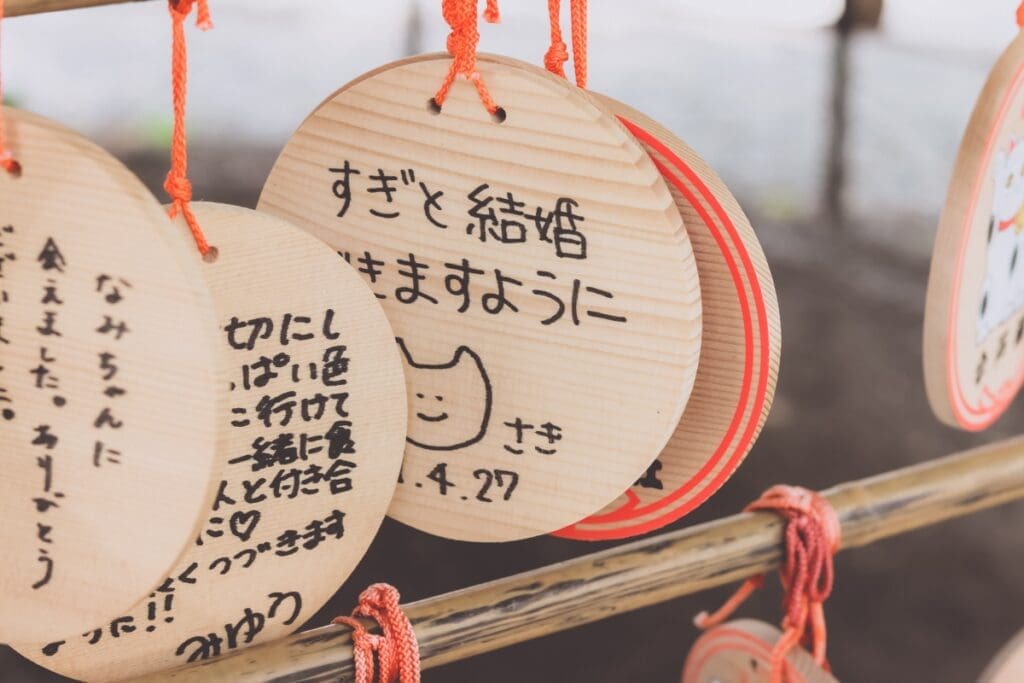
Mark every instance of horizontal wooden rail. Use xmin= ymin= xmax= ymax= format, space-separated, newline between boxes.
xmin=7 ymin=0 xmax=150 ymax=17
xmin=139 ymin=436 xmax=1024 ymax=682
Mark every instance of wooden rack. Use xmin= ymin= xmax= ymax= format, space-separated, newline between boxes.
xmin=8 ymin=0 xmax=147 ymax=17
xmin=134 ymin=437 xmax=1024 ymax=682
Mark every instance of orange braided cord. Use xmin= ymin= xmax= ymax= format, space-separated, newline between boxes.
xmin=569 ymin=0 xmax=587 ymax=88
xmin=483 ymin=0 xmax=499 ymax=23
xmin=693 ymin=575 xmax=765 ymax=630
xmin=0 ymin=0 xmax=19 ymax=175
xmin=544 ymin=0 xmax=587 ymax=89
xmin=165 ymin=0 xmax=212 ymax=255
xmin=545 ymin=0 xmax=569 ymax=79
xmin=694 ymin=486 xmax=841 ymax=683
xmin=333 ymin=584 xmax=421 ymax=683
xmin=433 ymin=0 xmax=501 ymax=114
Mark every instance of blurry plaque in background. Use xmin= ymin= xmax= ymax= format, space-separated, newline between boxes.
xmin=979 ymin=629 xmax=1024 ymax=683
xmin=682 ymin=620 xmax=839 ymax=683
xmin=925 ymin=32 xmax=1024 ymax=431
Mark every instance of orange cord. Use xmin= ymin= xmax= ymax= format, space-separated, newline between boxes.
xmin=1018 ymin=1 xmax=1024 ymax=28
xmin=0 ymin=0 xmax=20 ymax=175
xmin=545 ymin=0 xmax=569 ymax=80
xmin=569 ymin=0 xmax=587 ymax=89
xmin=165 ymin=0 xmax=212 ymax=255
xmin=333 ymin=584 xmax=421 ymax=683
xmin=433 ymin=0 xmax=501 ymax=115
xmin=694 ymin=486 xmax=840 ymax=683
xmin=545 ymin=0 xmax=588 ymax=89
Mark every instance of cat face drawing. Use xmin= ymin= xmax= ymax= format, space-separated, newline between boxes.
xmin=396 ymin=338 xmax=493 ymax=451
xmin=979 ymin=136 xmax=1024 ymax=344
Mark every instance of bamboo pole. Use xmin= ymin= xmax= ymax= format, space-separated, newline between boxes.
xmin=7 ymin=0 xmax=150 ymax=17
xmin=139 ymin=436 xmax=1024 ymax=682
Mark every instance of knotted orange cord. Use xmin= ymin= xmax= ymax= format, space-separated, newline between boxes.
xmin=165 ymin=0 xmax=213 ymax=256
xmin=433 ymin=0 xmax=501 ymax=115
xmin=545 ymin=0 xmax=587 ymax=89
xmin=333 ymin=584 xmax=421 ymax=683
xmin=694 ymin=486 xmax=841 ymax=683
xmin=0 ymin=0 xmax=20 ymax=175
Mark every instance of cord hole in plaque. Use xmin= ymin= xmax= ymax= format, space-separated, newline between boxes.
xmin=491 ymin=107 xmax=507 ymax=124
xmin=202 ymin=246 xmax=220 ymax=264
xmin=427 ymin=98 xmax=443 ymax=115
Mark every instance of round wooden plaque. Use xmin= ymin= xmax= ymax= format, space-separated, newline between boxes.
xmin=925 ymin=32 xmax=1024 ymax=431
xmin=259 ymin=55 xmax=701 ymax=542
xmin=0 ymin=108 xmax=221 ymax=644
xmin=15 ymin=203 xmax=407 ymax=679
xmin=557 ymin=93 xmax=780 ymax=540
xmin=980 ymin=629 xmax=1024 ymax=683
xmin=682 ymin=620 xmax=839 ymax=683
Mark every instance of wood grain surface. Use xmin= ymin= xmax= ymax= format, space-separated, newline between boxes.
xmin=0 ymin=107 xmax=222 ymax=644
xmin=681 ymin=620 xmax=838 ymax=683
xmin=6 ymin=0 xmax=149 ymax=17
xmin=557 ymin=88 xmax=781 ymax=540
xmin=260 ymin=54 xmax=701 ymax=542
xmin=925 ymin=32 xmax=1024 ymax=431
xmin=14 ymin=203 xmax=408 ymax=681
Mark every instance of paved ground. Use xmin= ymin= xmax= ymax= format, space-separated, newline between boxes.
xmin=0 ymin=145 xmax=1021 ymax=682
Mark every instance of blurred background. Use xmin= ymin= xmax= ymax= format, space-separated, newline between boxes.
xmin=2 ymin=0 xmax=1024 ymax=680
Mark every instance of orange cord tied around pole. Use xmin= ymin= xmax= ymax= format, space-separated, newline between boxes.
xmin=0 ymin=0 xmax=21 ymax=175
xmin=694 ymin=485 xmax=841 ymax=683
xmin=165 ymin=0 xmax=213 ymax=256
xmin=333 ymin=584 xmax=421 ymax=683
xmin=433 ymin=0 xmax=501 ymax=115
xmin=545 ymin=0 xmax=588 ymax=89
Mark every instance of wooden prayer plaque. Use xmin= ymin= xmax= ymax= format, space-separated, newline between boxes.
xmin=682 ymin=620 xmax=839 ymax=683
xmin=259 ymin=54 xmax=701 ymax=541
xmin=925 ymin=32 xmax=1024 ymax=430
xmin=557 ymin=92 xmax=780 ymax=540
xmin=980 ymin=629 xmax=1024 ymax=683
xmin=0 ymin=108 xmax=222 ymax=644
xmin=16 ymin=203 xmax=407 ymax=679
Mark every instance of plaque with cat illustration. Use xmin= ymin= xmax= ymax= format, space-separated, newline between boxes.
xmin=14 ymin=203 xmax=408 ymax=679
xmin=926 ymin=32 xmax=1024 ymax=431
xmin=259 ymin=55 xmax=703 ymax=541
xmin=397 ymin=339 xmax=491 ymax=452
